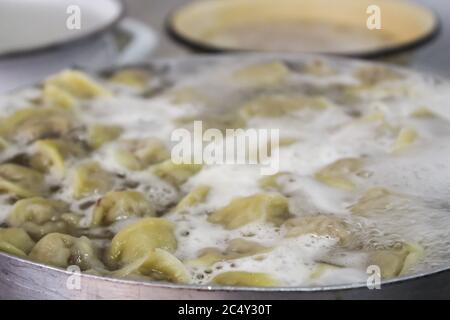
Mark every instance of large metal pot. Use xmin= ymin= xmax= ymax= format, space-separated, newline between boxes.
xmin=1 ymin=253 xmax=450 ymax=299
xmin=0 ymin=54 xmax=449 ymax=300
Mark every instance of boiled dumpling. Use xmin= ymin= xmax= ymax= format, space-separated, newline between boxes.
xmin=107 ymin=217 xmax=177 ymax=268
xmin=42 ymin=84 xmax=77 ymax=110
xmin=0 ymin=227 xmax=35 ymax=257
xmin=72 ymin=161 xmax=115 ymax=199
xmin=46 ymin=70 xmax=110 ymax=99
xmin=7 ymin=197 xmax=79 ymax=240
xmin=212 ymin=271 xmax=278 ymax=287
xmin=87 ymin=124 xmax=123 ymax=149
xmin=350 ymin=188 xmax=403 ymax=215
xmin=91 ymin=191 xmax=155 ymax=227
xmin=29 ymin=233 xmax=105 ymax=270
xmin=174 ymin=185 xmax=210 ymax=212
xmin=114 ymin=248 xmax=190 ymax=284
xmin=0 ymin=107 xmax=75 ymax=144
xmin=368 ymin=242 xmax=424 ymax=279
xmin=233 ymin=61 xmax=289 ymax=87
xmin=109 ymin=69 xmax=151 ymax=89
xmin=30 ymin=139 xmax=86 ymax=176
xmin=315 ymin=158 xmax=364 ymax=190
xmin=240 ymin=94 xmax=328 ymax=119
xmin=152 ymin=160 xmax=202 ymax=186
xmin=392 ymin=127 xmax=418 ymax=152
xmin=0 ymin=164 xmax=46 ymax=198
xmin=188 ymin=239 xmax=271 ymax=267
xmin=115 ymin=138 xmax=169 ymax=171
xmin=284 ymin=215 xmax=352 ymax=246
xmin=208 ymin=193 xmax=290 ymax=229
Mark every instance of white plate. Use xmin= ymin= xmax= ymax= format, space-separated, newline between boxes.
xmin=0 ymin=0 xmax=124 ymax=56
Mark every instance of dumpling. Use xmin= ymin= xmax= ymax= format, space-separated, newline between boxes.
xmin=87 ymin=124 xmax=123 ymax=149
xmin=240 ymin=94 xmax=328 ymax=119
xmin=232 ymin=61 xmax=289 ymax=87
xmin=0 ymin=164 xmax=46 ymax=198
xmin=115 ymin=138 xmax=169 ymax=171
xmin=30 ymin=139 xmax=86 ymax=177
xmin=284 ymin=215 xmax=352 ymax=246
xmin=114 ymin=248 xmax=190 ymax=284
xmin=91 ymin=191 xmax=155 ymax=227
xmin=0 ymin=107 xmax=75 ymax=144
xmin=7 ymin=197 xmax=79 ymax=240
xmin=309 ymin=263 xmax=341 ymax=280
xmin=208 ymin=193 xmax=290 ymax=229
xmin=45 ymin=70 xmax=110 ymax=99
xmin=188 ymin=239 xmax=271 ymax=267
xmin=42 ymin=84 xmax=77 ymax=110
xmin=152 ymin=160 xmax=202 ymax=187
xmin=0 ymin=137 xmax=8 ymax=152
xmin=259 ymin=172 xmax=290 ymax=191
xmin=72 ymin=161 xmax=115 ymax=199
xmin=368 ymin=242 xmax=424 ymax=279
xmin=350 ymin=188 xmax=405 ymax=216
xmin=0 ymin=227 xmax=35 ymax=257
xmin=107 ymin=217 xmax=177 ymax=268
xmin=174 ymin=185 xmax=210 ymax=212
xmin=109 ymin=69 xmax=151 ymax=89
xmin=315 ymin=158 xmax=364 ymax=190
xmin=392 ymin=127 xmax=418 ymax=152
xmin=354 ymin=65 xmax=402 ymax=87
xmin=212 ymin=271 xmax=278 ymax=287
xmin=29 ymin=233 xmax=105 ymax=270
xmin=167 ymin=87 xmax=208 ymax=106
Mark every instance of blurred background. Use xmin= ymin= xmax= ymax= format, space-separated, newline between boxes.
xmin=124 ymin=0 xmax=450 ymax=75
xmin=0 ymin=0 xmax=448 ymax=92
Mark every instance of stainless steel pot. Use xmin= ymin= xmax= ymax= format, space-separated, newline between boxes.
xmin=0 ymin=54 xmax=449 ymax=300
xmin=1 ymin=252 xmax=450 ymax=299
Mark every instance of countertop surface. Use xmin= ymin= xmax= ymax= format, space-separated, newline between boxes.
xmin=123 ymin=0 xmax=450 ymax=76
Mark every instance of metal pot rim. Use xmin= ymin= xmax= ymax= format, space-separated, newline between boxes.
xmin=1 ymin=251 xmax=449 ymax=292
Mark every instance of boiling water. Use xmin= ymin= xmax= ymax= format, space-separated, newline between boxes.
xmin=0 ymin=55 xmax=449 ymax=286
